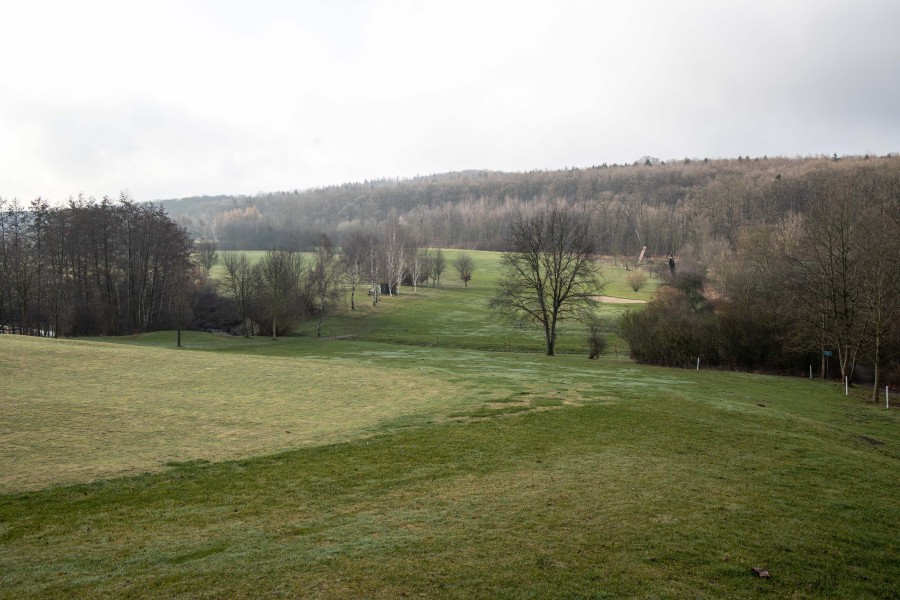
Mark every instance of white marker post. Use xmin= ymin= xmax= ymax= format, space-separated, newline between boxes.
xmin=696 ymin=357 xmax=700 ymax=371
xmin=809 ymin=365 xmax=812 ymax=379
xmin=887 ymin=386 xmax=890 ymax=409
xmin=845 ymin=377 xmax=849 ymax=396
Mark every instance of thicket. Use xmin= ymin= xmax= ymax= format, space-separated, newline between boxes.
xmin=619 ymin=275 xmax=801 ymax=371
xmin=619 ymin=165 xmax=900 ymax=398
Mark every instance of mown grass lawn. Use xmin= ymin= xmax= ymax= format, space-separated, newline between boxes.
xmin=1 ymin=331 xmax=898 ymax=598
xmin=0 ymin=336 xmax=476 ymax=492
xmin=209 ymin=250 xmax=651 ymax=355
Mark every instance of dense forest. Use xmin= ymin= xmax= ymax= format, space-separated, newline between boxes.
xmin=162 ymin=155 xmax=900 ymax=257
xmin=0 ymin=195 xmax=194 ymax=337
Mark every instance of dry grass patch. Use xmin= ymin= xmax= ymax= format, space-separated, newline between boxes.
xmin=0 ymin=336 xmax=467 ymax=492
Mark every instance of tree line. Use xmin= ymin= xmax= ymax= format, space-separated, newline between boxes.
xmin=0 ymin=195 xmax=474 ymax=342
xmin=213 ymin=216 xmax=466 ymax=340
xmin=619 ymin=166 xmax=900 ymax=400
xmin=0 ymin=195 xmax=194 ymax=337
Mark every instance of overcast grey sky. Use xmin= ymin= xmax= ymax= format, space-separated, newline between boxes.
xmin=1 ymin=0 xmax=898 ymax=203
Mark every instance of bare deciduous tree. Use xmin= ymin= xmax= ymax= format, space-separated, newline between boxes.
xmin=382 ymin=214 xmax=404 ymax=296
xmin=489 ymin=204 xmax=604 ymax=356
xmin=454 ymin=252 xmax=474 ymax=287
xmin=430 ymin=248 xmax=446 ymax=287
xmin=255 ymin=249 xmax=304 ymax=340
xmin=340 ymin=231 xmax=368 ymax=310
xmin=408 ymin=242 xmax=426 ymax=294
xmin=195 ymin=238 xmax=218 ymax=276
xmin=786 ymin=176 xmax=867 ymax=381
xmin=222 ymin=252 xmax=256 ymax=336
xmin=364 ymin=233 xmax=382 ymax=304
xmin=858 ymin=198 xmax=900 ymax=401
xmin=171 ymin=267 xmax=197 ymax=348
xmin=309 ymin=234 xmax=342 ymax=338
xmin=626 ymin=270 xmax=649 ymax=292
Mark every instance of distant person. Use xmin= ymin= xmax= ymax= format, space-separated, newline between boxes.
xmin=668 ymin=255 xmax=675 ymax=276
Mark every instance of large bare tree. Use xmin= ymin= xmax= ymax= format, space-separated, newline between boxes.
xmin=429 ymin=248 xmax=446 ymax=287
xmin=381 ymin=213 xmax=410 ymax=296
xmin=454 ymin=252 xmax=474 ymax=287
xmin=255 ymin=249 xmax=304 ymax=340
xmin=786 ymin=176 xmax=868 ymax=381
xmin=340 ymin=231 xmax=368 ymax=310
xmin=489 ymin=204 xmax=604 ymax=356
xmin=408 ymin=240 xmax=426 ymax=294
xmin=222 ymin=251 xmax=256 ymax=337
xmin=858 ymin=187 xmax=900 ymax=401
xmin=309 ymin=234 xmax=342 ymax=337
xmin=171 ymin=266 xmax=197 ymax=348
xmin=195 ymin=238 xmax=218 ymax=277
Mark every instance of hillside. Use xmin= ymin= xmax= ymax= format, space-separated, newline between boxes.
xmin=1 ymin=333 xmax=898 ymax=597
xmin=159 ymin=155 xmax=900 ymax=254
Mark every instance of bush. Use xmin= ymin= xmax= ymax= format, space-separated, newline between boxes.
xmin=586 ymin=317 xmax=607 ymax=359
xmin=626 ymin=271 xmax=649 ymax=292
xmin=618 ymin=286 xmax=717 ymax=367
xmin=619 ymin=284 xmax=806 ymax=372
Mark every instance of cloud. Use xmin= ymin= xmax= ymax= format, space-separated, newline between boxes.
xmin=1 ymin=0 xmax=898 ymax=203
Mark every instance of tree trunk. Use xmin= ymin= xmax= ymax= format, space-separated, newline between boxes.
xmin=871 ymin=340 xmax=880 ymax=403
xmin=544 ymin=321 xmax=555 ymax=356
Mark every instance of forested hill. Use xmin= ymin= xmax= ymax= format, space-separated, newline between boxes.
xmin=158 ymin=155 xmax=900 ymax=255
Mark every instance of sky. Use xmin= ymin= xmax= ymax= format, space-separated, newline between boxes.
xmin=1 ymin=0 xmax=899 ymax=204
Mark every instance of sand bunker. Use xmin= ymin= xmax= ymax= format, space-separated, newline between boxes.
xmin=592 ymin=296 xmax=648 ymax=304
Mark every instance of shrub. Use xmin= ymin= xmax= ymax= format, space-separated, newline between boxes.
xmin=586 ymin=317 xmax=607 ymax=359
xmin=626 ymin=271 xmax=649 ymax=292
xmin=619 ymin=284 xmax=806 ymax=372
xmin=618 ymin=286 xmax=717 ymax=367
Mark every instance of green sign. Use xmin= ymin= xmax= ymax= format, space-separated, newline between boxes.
xmin=822 ymin=350 xmax=833 ymax=356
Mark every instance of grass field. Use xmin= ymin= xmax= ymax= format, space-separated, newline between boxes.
xmin=210 ymin=250 xmax=655 ymax=354
xmin=0 ymin=336 xmax=476 ymax=492
xmin=1 ymin=252 xmax=898 ymax=598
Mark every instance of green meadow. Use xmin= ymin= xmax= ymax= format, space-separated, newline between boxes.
xmin=1 ymin=252 xmax=897 ymax=598
xmin=211 ymin=250 xmax=653 ymax=354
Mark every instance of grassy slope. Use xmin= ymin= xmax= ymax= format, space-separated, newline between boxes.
xmin=223 ymin=250 xmax=653 ymax=355
xmin=1 ymin=332 xmax=898 ymax=598
xmin=0 ymin=336 xmax=475 ymax=492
